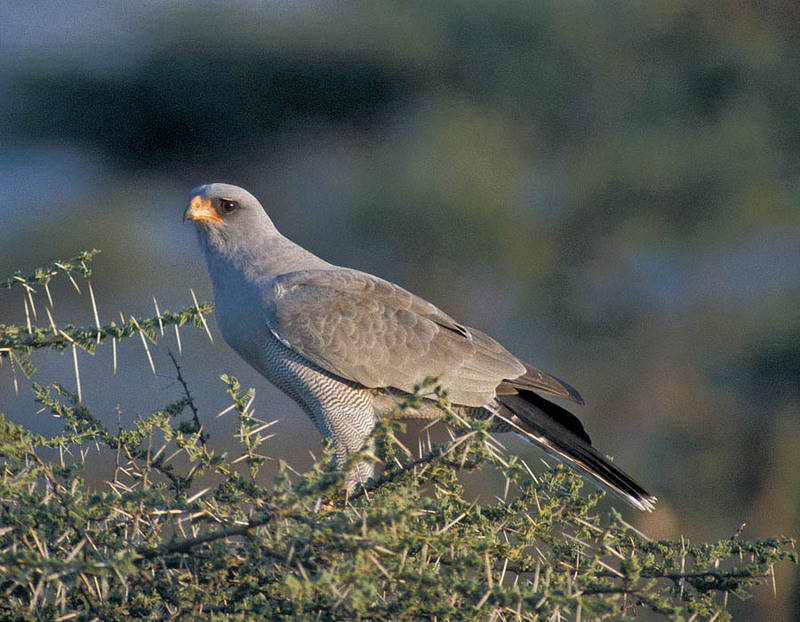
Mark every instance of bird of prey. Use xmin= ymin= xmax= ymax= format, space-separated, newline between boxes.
xmin=185 ymin=183 xmax=656 ymax=511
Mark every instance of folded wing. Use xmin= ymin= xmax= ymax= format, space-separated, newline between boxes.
xmin=263 ymin=269 xmax=578 ymax=407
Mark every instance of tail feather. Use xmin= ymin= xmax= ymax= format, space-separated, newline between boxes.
xmin=496 ymin=391 xmax=656 ymax=512
xmin=500 ymin=363 xmax=585 ymax=405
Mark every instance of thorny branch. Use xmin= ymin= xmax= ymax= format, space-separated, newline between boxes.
xmin=0 ymin=253 xmax=797 ymax=621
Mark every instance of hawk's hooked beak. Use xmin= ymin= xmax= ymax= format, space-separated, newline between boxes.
xmin=184 ymin=196 xmax=222 ymax=224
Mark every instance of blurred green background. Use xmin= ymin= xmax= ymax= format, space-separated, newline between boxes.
xmin=1 ymin=2 xmax=798 ymax=619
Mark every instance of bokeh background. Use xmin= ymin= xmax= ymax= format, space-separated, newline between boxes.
xmin=1 ymin=2 xmax=798 ymax=619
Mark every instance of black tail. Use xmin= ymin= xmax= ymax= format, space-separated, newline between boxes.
xmin=496 ymin=390 xmax=656 ymax=512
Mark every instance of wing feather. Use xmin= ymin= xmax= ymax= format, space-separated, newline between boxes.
xmin=263 ymin=269 xmax=526 ymax=406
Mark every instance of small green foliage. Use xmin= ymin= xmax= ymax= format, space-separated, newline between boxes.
xmin=0 ymin=415 xmax=30 ymax=462
xmin=0 ymin=250 xmax=100 ymax=290
xmin=0 ymin=250 xmax=213 ymax=379
xmin=0 ymin=254 xmax=796 ymax=620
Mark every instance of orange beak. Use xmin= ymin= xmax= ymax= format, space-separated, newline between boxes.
xmin=184 ymin=196 xmax=222 ymax=224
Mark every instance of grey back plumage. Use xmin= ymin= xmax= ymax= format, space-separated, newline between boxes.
xmin=263 ymin=269 xmax=524 ymax=406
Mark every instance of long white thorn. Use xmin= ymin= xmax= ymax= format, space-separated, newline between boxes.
xmin=88 ymin=281 xmax=101 ymax=344
xmin=45 ymin=306 xmax=58 ymax=336
xmin=8 ymin=352 xmax=19 ymax=395
xmin=153 ymin=296 xmax=164 ymax=336
xmin=67 ymin=272 xmax=81 ymax=294
xmin=174 ymin=324 xmax=182 ymax=354
xmin=23 ymin=295 xmax=32 ymax=333
xmin=26 ymin=286 xmax=38 ymax=320
xmin=130 ymin=316 xmax=156 ymax=375
xmin=116 ymin=311 xmax=126 ymax=374
xmin=190 ymin=288 xmax=213 ymax=343
xmin=72 ymin=344 xmax=82 ymax=403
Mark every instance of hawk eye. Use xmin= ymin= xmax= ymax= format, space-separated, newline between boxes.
xmin=219 ymin=199 xmax=238 ymax=214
